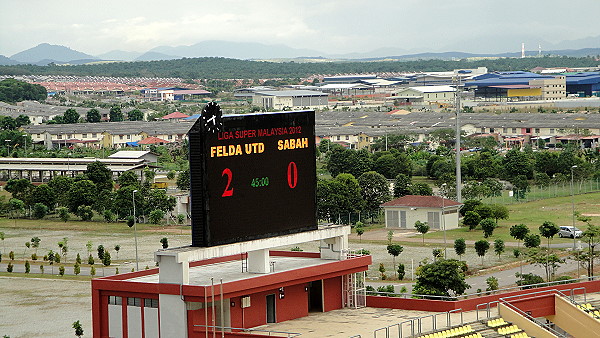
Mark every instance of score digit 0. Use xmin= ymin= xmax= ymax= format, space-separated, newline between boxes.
xmin=287 ymin=162 xmax=298 ymax=189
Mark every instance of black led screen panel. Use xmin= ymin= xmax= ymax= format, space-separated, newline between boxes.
xmin=188 ymin=108 xmax=317 ymax=247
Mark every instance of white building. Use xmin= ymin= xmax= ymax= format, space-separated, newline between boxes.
xmin=381 ymin=195 xmax=462 ymax=230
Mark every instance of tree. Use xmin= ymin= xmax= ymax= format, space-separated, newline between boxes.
xmin=67 ymin=180 xmax=98 ymax=213
xmin=85 ymin=161 xmax=113 ymax=192
xmin=30 ymin=184 xmax=56 ymax=209
xmin=580 ymin=224 xmax=600 ymax=277
xmin=474 ymin=240 xmax=490 ymax=266
xmin=412 ymin=259 xmax=469 ymax=298
xmin=73 ymin=320 xmax=84 ymax=337
xmin=74 ymin=262 xmax=81 ymax=276
xmin=524 ymin=233 xmax=541 ymax=248
xmin=494 ymin=239 xmax=505 ymax=261
xmin=397 ymin=263 xmax=406 ymax=280
xmin=25 ymin=260 xmax=30 ymax=273
xmin=63 ymin=108 xmax=80 ymax=124
xmin=86 ymin=108 xmax=102 ymax=123
xmin=355 ymin=224 xmax=365 ymax=242
xmin=486 ymin=276 xmax=499 ymax=292
xmin=480 ymin=218 xmax=497 ymax=238
xmin=454 ymin=238 xmax=466 ymax=260
xmin=378 ymin=263 xmax=386 ymax=280
xmin=510 ymin=224 xmax=530 ymax=252
xmin=88 ymin=254 xmax=94 ymax=265
xmin=149 ymin=209 xmax=165 ymax=224
xmin=102 ymin=250 xmax=111 ymax=266
xmin=76 ymin=253 xmax=82 ymax=264
xmin=358 ymin=171 xmax=391 ymax=214
xmin=30 ymin=236 xmax=41 ymax=254
xmin=387 ymin=244 xmax=403 ymax=277
xmin=57 ymin=207 xmax=71 ymax=222
xmin=5 ymin=178 xmax=34 ymax=202
xmin=128 ymin=109 xmax=144 ymax=121
xmin=410 ymin=182 xmax=433 ymax=196
xmin=90 ymin=265 xmax=96 ymax=277
xmin=414 ymin=221 xmax=429 ymax=244
xmin=502 ymin=148 xmax=534 ymax=180
xmin=97 ymin=245 xmax=105 ymax=260
xmin=160 ymin=237 xmax=169 ymax=249
xmin=76 ymin=205 xmax=94 ymax=221
xmin=109 ymin=106 xmax=124 ymax=122
xmin=176 ymin=168 xmax=190 ymax=190
xmin=463 ymin=211 xmax=481 ymax=231
xmin=32 ymin=203 xmax=49 ymax=219
xmin=473 ymin=204 xmax=493 ymax=220
xmin=48 ymin=176 xmax=74 ymax=207
xmin=490 ymin=204 xmax=509 ymax=224
xmin=114 ymin=244 xmax=121 ymax=259
xmin=515 ymin=272 xmax=545 ymax=289
xmin=393 ymin=173 xmax=412 ymax=197
xmin=86 ymin=241 xmax=93 ymax=256
xmin=460 ymin=199 xmax=482 ymax=217
xmin=511 ymin=175 xmax=530 ymax=200
xmin=539 ymin=221 xmax=560 ymax=249
xmin=527 ymin=248 xmax=564 ymax=281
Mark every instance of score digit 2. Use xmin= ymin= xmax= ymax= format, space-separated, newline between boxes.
xmin=221 ymin=168 xmax=234 ymax=197
xmin=287 ymin=161 xmax=298 ymax=188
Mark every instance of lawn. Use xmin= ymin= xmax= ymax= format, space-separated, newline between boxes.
xmin=0 ymin=214 xmax=190 ymax=236
xmin=418 ymin=191 xmax=600 ymax=244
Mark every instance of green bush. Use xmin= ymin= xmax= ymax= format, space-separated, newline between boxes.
xmin=25 ymin=260 xmax=30 ymax=273
xmin=397 ymin=263 xmax=406 ymax=280
xmin=7 ymin=262 xmax=13 ymax=272
xmin=31 ymin=253 xmax=37 ymax=260
xmin=74 ymin=262 xmax=80 ymax=275
xmin=149 ymin=210 xmax=165 ymax=224
xmin=88 ymin=254 xmax=94 ymax=265
xmin=32 ymin=203 xmax=49 ymax=219
xmin=59 ymin=266 xmax=65 ymax=276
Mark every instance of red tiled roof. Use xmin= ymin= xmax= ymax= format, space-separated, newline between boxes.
xmin=380 ymin=195 xmax=462 ymax=208
xmin=138 ymin=136 xmax=170 ymax=145
xmin=162 ymin=111 xmax=190 ymax=119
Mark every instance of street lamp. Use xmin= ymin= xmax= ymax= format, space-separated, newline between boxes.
xmin=133 ymin=189 xmax=139 ymax=271
xmin=4 ymin=139 xmax=11 ymax=156
xmin=571 ymin=165 xmax=577 ymax=251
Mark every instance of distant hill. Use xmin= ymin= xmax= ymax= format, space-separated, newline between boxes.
xmin=96 ymin=50 xmax=143 ymax=61
xmin=135 ymin=51 xmax=182 ymax=61
xmin=0 ymin=55 xmax=20 ymax=66
xmin=150 ymin=40 xmax=322 ymax=60
xmin=10 ymin=43 xmax=97 ymax=64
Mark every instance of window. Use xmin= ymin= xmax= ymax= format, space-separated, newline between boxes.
xmin=503 ymin=128 xmax=507 ymax=133
xmin=68 ymin=134 xmax=72 ymax=139
xmin=119 ymin=135 xmax=124 ymax=140
xmin=168 ymin=135 xmax=173 ymax=140
xmin=427 ymin=212 xmax=440 ymax=229
xmin=550 ymin=129 xmax=554 ymax=134
xmin=127 ymin=297 xmax=141 ymax=307
xmin=481 ymin=128 xmax=485 ymax=133
xmin=400 ymin=211 xmax=406 ymax=228
xmin=386 ymin=210 xmax=399 ymax=228
xmin=512 ymin=128 xmax=517 ymax=133
xmin=345 ymin=136 xmax=349 ymax=140
xmin=82 ymin=134 xmax=87 ymax=138
xmin=144 ymin=298 xmax=159 ymax=308
xmin=108 ymin=296 xmax=122 ymax=305
xmin=489 ymin=128 xmax=495 ymax=133
xmin=535 ymin=128 xmax=540 ymax=133
xmin=92 ymin=133 xmax=97 ymax=138
xmin=127 ymin=135 xmax=131 ymax=139
xmin=337 ymin=136 xmax=340 ymax=141
xmin=57 ymin=135 xmax=62 ymax=139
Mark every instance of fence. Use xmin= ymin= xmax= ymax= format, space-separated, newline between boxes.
xmin=481 ymin=178 xmax=600 ymax=204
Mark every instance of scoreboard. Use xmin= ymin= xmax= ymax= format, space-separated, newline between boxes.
xmin=188 ymin=103 xmax=317 ymax=247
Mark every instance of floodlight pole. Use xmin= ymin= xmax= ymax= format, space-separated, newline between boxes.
xmin=133 ymin=189 xmax=139 ymax=271
xmin=441 ymin=183 xmax=447 ymax=257
xmin=4 ymin=140 xmax=11 ymax=157
xmin=571 ymin=165 xmax=577 ymax=252
xmin=454 ymin=73 xmax=462 ymax=202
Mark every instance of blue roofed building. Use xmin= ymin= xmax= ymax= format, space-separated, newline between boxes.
xmin=565 ymin=72 xmax=600 ymax=97
xmin=465 ymin=71 xmax=566 ymax=101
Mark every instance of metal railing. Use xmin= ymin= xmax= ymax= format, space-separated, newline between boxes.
xmin=367 ymin=275 xmax=599 ymax=301
xmin=194 ymin=324 xmax=301 ymax=337
xmin=373 ymin=308 xmax=464 ymax=338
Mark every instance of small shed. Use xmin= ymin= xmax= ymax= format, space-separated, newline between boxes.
xmin=381 ymin=195 xmax=462 ymax=230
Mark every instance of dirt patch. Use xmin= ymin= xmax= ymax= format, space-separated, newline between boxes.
xmin=581 ymin=213 xmax=600 ymax=217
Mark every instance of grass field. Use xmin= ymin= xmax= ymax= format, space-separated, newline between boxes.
xmin=423 ymin=191 xmax=600 ymax=243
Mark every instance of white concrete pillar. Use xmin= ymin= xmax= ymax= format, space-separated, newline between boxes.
xmin=157 ymin=255 xmax=189 ymax=337
xmin=320 ymin=234 xmax=348 ymax=260
xmin=247 ymin=249 xmax=270 ymax=273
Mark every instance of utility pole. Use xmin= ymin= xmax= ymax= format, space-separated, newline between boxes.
xmin=454 ymin=72 xmax=463 ymax=202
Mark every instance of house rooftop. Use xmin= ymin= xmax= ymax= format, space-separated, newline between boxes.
xmin=381 ymin=195 xmax=462 ymax=208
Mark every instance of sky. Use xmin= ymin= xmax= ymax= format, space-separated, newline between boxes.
xmin=1 ymin=0 xmax=599 ymax=57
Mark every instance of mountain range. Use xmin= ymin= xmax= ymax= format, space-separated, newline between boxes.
xmin=1 ymin=38 xmax=599 ymax=66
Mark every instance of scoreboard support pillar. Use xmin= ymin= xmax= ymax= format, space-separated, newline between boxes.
xmin=156 ymin=255 xmax=189 ymax=338
xmin=247 ymin=249 xmax=271 ymax=273
xmin=319 ymin=234 xmax=349 ymax=260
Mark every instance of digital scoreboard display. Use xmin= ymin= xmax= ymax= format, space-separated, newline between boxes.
xmin=188 ymin=104 xmax=317 ymax=247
